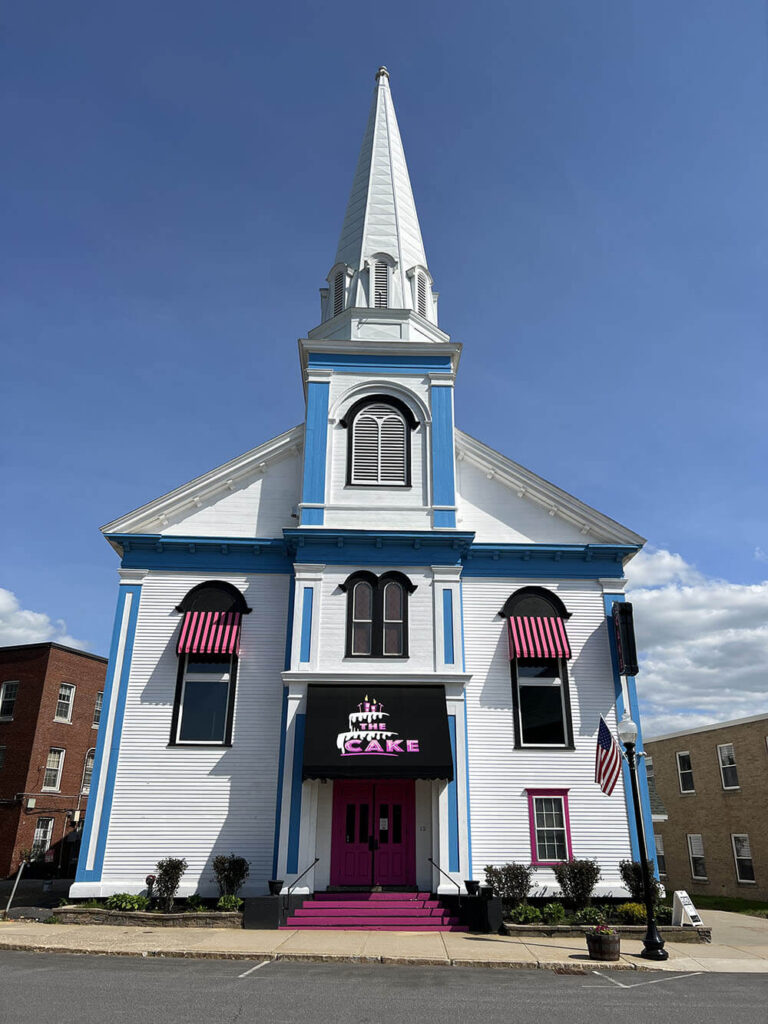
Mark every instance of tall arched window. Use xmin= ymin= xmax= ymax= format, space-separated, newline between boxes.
xmin=500 ymin=587 xmax=574 ymax=749
xmin=333 ymin=270 xmax=344 ymax=316
xmin=374 ymin=260 xmax=388 ymax=307
xmin=341 ymin=571 xmax=416 ymax=658
xmin=341 ymin=394 xmax=418 ymax=487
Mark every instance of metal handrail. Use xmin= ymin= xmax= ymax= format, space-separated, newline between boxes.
xmin=428 ymin=857 xmax=461 ymax=907
xmin=282 ymin=857 xmax=319 ymax=922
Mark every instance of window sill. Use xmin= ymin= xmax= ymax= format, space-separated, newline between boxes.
xmin=721 ymin=786 xmax=741 ymax=792
xmin=679 ymin=790 xmax=697 ymax=796
xmin=167 ymin=742 xmax=233 ymax=749
xmin=516 ymin=744 xmax=576 ymax=751
xmin=41 ymin=788 xmax=61 ymax=793
xmin=0 ymin=717 xmax=13 ymax=723
xmin=736 ymin=879 xmax=757 ymax=886
xmin=343 ymin=655 xmax=410 ymax=662
xmin=344 ymin=484 xmax=412 ymax=490
xmin=690 ymin=877 xmax=709 ymax=883
xmin=53 ymin=719 xmax=73 ymax=725
xmin=91 ymin=724 xmax=99 ymax=729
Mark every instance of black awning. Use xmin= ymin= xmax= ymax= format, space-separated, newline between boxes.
xmin=302 ymin=684 xmax=454 ymax=781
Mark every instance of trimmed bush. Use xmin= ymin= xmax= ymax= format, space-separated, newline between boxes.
xmin=185 ymin=893 xmax=206 ymax=913
xmin=212 ymin=854 xmax=250 ymax=897
xmin=574 ymin=905 xmax=606 ymax=925
xmin=542 ymin=901 xmax=566 ymax=924
xmin=217 ymin=894 xmax=243 ymax=912
xmin=156 ymin=857 xmax=188 ymax=913
xmin=483 ymin=863 xmax=533 ymax=907
xmin=618 ymin=860 xmax=664 ymax=907
xmin=656 ymin=904 xmax=672 ymax=925
xmin=552 ymin=859 xmax=601 ymax=910
xmin=616 ymin=901 xmax=646 ymax=924
xmin=508 ymin=903 xmax=542 ymax=924
xmin=105 ymin=892 xmax=149 ymax=912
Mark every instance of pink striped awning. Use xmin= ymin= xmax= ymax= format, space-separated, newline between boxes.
xmin=508 ymin=616 xmax=571 ymax=661
xmin=177 ymin=611 xmax=242 ymax=656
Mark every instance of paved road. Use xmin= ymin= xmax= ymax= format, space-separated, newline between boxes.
xmin=1 ymin=952 xmax=766 ymax=1024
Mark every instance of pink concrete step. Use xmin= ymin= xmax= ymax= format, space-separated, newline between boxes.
xmin=312 ymin=891 xmax=430 ymax=901
xmin=298 ymin=900 xmax=441 ymax=911
xmin=279 ymin=924 xmax=470 ymax=931
xmin=294 ymin=908 xmax=453 ymax=919
xmin=283 ymin=914 xmax=461 ymax=928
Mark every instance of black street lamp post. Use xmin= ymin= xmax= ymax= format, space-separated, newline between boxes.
xmin=617 ymin=712 xmax=669 ymax=962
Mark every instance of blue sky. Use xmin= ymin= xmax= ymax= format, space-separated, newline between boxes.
xmin=1 ymin=2 xmax=767 ymax=730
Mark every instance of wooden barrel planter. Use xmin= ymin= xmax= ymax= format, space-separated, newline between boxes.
xmin=586 ymin=929 xmax=621 ymax=962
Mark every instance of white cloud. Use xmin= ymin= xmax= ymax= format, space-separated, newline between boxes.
xmin=625 ymin=550 xmax=768 ymax=738
xmin=0 ymin=588 xmax=86 ymax=649
xmin=755 ymin=546 xmax=768 ymax=564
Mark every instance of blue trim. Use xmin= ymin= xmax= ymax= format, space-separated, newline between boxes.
xmin=284 ymin=529 xmax=473 ymax=567
xmin=272 ymin=576 xmax=296 ymax=878
xmin=459 ymin=580 xmax=472 ymax=880
xmin=300 ymin=380 xmax=330 ymax=525
xmin=447 ymin=716 xmax=460 ymax=873
xmin=433 ymin=510 xmax=456 ymax=529
xmin=299 ymin=588 xmax=313 ymax=663
xmin=286 ymin=714 xmax=306 ymax=874
xmin=308 ymin=352 xmax=451 ymax=375
xmin=301 ymin=508 xmax=325 ymax=526
xmin=464 ymin=544 xmax=637 ymax=578
xmin=75 ymin=583 xmax=141 ymax=883
xmin=442 ymin=589 xmax=454 ymax=665
xmin=430 ymin=385 xmax=456 ymax=529
xmin=603 ymin=592 xmax=658 ymax=876
xmin=112 ymin=534 xmax=292 ymax=574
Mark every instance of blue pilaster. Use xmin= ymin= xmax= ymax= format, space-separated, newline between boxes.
xmin=301 ymin=379 xmax=330 ymax=526
xmin=430 ymin=384 xmax=456 ymax=528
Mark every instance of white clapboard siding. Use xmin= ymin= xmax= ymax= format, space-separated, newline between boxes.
xmin=101 ymin=572 xmax=290 ymax=895
xmin=161 ymin=451 xmax=301 ymax=539
xmin=462 ymin=577 xmax=632 ymax=886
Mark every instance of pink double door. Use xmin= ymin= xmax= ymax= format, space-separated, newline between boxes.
xmin=330 ymin=779 xmax=416 ymax=887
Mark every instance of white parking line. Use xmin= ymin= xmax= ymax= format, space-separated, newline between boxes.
xmin=238 ymin=960 xmax=273 ymax=978
xmin=584 ymin=970 xmax=704 ymax=989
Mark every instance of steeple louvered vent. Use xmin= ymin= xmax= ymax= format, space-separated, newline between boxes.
xmin=333 ymin=271 xmax=344 ymax=316
xmin=374 ymin=261 xmax=388 ymax=308
xmin=351 ymin=403 xmax=406 ymax=484
xmin=417 ymin=273 xmax=427 ymax=316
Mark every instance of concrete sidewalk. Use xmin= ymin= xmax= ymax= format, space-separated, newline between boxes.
xmin=2 ymin=918 xmax=768 ymax=973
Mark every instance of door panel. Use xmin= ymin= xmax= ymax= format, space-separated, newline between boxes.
xmin=330 ymin=781 xmax=373 ymax=886
xmin=373 ymin=780 xmax=416 ymax=886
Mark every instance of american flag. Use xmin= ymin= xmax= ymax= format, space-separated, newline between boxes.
xmin=595 ymin=717 xmax=622 ymax=795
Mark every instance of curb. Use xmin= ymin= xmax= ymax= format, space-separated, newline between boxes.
xmin=0 ymin=941 xmax=648 ymax=971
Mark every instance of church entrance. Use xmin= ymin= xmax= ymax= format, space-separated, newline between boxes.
xmin=329 ymin=779 xmax=416 ymax=887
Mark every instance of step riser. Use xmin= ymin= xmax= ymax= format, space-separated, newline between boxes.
xmin=285 ymin=917 xmax=460 ymax=928
xmin=294 ymin=908 xmax=446 ymax=917
xmin=301 ymin=901 xmax=441 ymax=911
xmin=279 ymin=926 xmax=469 ymax=932
xmin=312 ymin=892 xmax=431 ymax=901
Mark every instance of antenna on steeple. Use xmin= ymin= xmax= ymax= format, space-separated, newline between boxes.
xmin=376 ymin=66 xmax=390 ymax=81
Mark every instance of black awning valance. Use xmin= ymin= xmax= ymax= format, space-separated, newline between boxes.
xmin=302 ymin=684 xmax=454 ymax=781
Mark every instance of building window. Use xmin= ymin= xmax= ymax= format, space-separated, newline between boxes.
xmin=42 ymin=748 xmax=65 ymax=791
xmin=717 ymin=743 xmax=739 ymax=790
xmin=93 ymin=691 xmax=103 ymax=728
xmin=175 ymin=658 xmax=235 ymax=745
xmin=417 ymin=272 xmax=427 ymax=316
xmin=55 ymin=683 xmax=75 ymax=722
xmin=333 ymin=270 xmax=344 ymax=316
xmin=501 ymin=587 xmax=574 ymax=748
xmin=676 ymin=751 xmax=695 ymax=792
xmin=341 ymin=394 xmax=418 ymax=487
xmin=341 ymin=571 xmax=416 ymax=658
xmin=687 ymin=834 xmax=707 ymax=880
xmin=526 ymin=789 xmax=572 ymax=866
xmin=374 ymin=260 xmax=388 ymax=307
xmin=654 ymin=834 xmax=667 ymax=876
xmin=81 ymin=749 xmax=95 ymax=794
xmin=0 ymin=681 xmax=19 ymax=719
xmin=31 ymin=817 xmax=54 ymax=860
xmin=732 ymin=834 xmax=755 ymax=883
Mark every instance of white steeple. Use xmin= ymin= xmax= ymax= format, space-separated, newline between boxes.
xmin=317 ymin=68 xmax=440 ymax=335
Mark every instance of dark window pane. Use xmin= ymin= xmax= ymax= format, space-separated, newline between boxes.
xmin=392 ymin=804 xmax=402 ymax=843
xmin=179 ymin=680 xmax=229 ymax=742
xmin=383 ymin=623 xmax=403 ymax=655
xmin=358 ymin=803 xmax=369 ymax=844
xmin=352 ymin=622 xmax=372 ymax=655
xmin=353 ymin=582 xmax=372 ymax=620
xmin=379 ymin=804 xmax=389 ymax=844
xmin=737 ymin=859 xmax=755 ymax=881
xmin=519 ymin=686 xmax=565 ymax=744
xmin=187 ymin=660 xmax=230 ymax=675
xmin=518 ymin=662 xmax=559 ymax=679
xmin=345 ymin=804 xmax=355 ymax=844
xmin=384 ymin=582 xmax=403 ymax=620
xmin=722 ymin=764 xmax=739 ymax=788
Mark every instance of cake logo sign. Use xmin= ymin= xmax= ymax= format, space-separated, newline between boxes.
xmin=336 ymin=695 xmax=420 ymax=758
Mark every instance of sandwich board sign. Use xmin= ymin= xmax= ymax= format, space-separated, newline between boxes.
xmin=672 ymin=890 xmax=704 ymax=927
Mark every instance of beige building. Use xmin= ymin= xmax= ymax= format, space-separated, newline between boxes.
xmin=645 ymin=714 xmax=768 ymax=901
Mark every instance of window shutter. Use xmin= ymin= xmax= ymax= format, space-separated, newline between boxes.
xmin=374 ymin=261 xmax=388 ymax=307
xmin=351 ymin=403 xmax=407 ymax=485
xmin=351 ymin=414 xmax=379 ymax=482
xmin=417 ymin=273 xmax=427 ymax=316
xmin=333 ymin=271 xmax=344 ymax=316
xmin=379 ymin=414 xmax=406 ymax=482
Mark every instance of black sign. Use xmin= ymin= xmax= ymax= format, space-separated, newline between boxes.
xmin=302 ymin=684 xmax=454 ymax=781
xmin=612 ymin=602 xmax=639 ymax=677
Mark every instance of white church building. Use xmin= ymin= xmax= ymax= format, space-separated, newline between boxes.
xmin=72 ymin=68 xmax=656 ymax=907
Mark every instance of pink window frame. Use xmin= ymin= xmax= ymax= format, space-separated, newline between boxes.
xmin=526 ymin=788 xmax=573 ymax=866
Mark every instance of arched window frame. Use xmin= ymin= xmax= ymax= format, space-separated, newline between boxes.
xmin=341 ymin=394 xmax=418 ymax=488
xmin=170 ymin=582 xmax=250 ymax=747
xmin=81 ymin=748 xmax=95 ymax=794
xmin=340 ymin=570 xmax=417 ymax=658
xmin=499 ymin=587 xmax=575 ymax=750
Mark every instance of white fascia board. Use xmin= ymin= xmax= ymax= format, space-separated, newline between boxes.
xmin=455 ymin=428 xmax=646 ymax=549
xmin=101 ymin=424 xmax=304 ymax=536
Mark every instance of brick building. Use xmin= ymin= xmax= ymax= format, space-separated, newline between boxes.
xmin=645 ymin=714 xmax=768 ymax=901
xmin=0 ymin=643 xmax=107 ymax=878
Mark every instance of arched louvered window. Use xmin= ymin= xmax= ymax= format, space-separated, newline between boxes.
xmin=351 ymin=403 xmax=406 ymax=485
xmin=374 ymin=260 xmax=388 ymax=307
xmin=341 ymin=571 xmax=416 ymax=658
xmin=333 ymin=271 xmax=344 ymax=316
xmin=417 ymin=273 xmax=427 ymax=317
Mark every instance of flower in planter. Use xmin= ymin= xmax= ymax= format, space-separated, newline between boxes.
xmin=591 ymin=924 xmax=617 ymax=936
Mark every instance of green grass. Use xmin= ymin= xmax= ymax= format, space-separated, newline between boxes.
xmin=664 ymin=894 xmax=768 ymax=919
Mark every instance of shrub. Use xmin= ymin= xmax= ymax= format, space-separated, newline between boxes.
xmin=186 ymin=893 xmax=206 ymax=913
xmin=541 ymin=901 xmax=566 ymax=924
xmin=483 ymin=863 xmax=533 ymax=907
xmin=508 ymin=903 xmax=542 ymax=924
xmin=105 ymin=892 xmax=149 ymax=912
xmin=618 ymin=859 xmax=664 ymax=908
xmin=616 ymin=901 xmax=646 ymax=924
xmin=574 ymin=905 xmax=606 ymax=925
xmin=212 ymin=854 xmax=250 ymax=897
xmin=217 ymin=894 xmax=243 ymax=912
xmin=155 ymin=857 xmax=188 ymax=913
xmin=656 ymin=904 xmax=672 ymax=925
xmin=552 ymin=859 xmax=601 ymax=910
